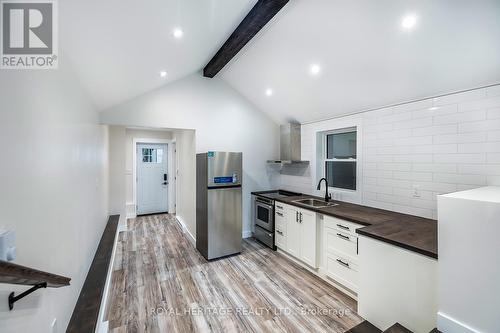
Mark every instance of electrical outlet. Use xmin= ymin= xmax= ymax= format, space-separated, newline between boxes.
xmin=51 ymin=318 xmax=57 ymax=333
xmin=412 ymin=185 xmax=421 ymax=198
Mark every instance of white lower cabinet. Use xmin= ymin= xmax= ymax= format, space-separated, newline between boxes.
xmin=277 ymin=203 xmax=318 ymax=268
xmin=323 ymin=215 xmax=362 ymax=293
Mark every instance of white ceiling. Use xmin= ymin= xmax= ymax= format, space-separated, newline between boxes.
xmin=61 ymin=0 xmax=257 ymax=110
xmin=220 ymin=0 xmax=500 ymax=123
xmin=62 ymin=0 xmax=500 ymax=124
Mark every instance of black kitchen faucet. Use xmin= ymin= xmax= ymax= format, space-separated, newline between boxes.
xmin=317 ymin=178 xmax=332 ymax=202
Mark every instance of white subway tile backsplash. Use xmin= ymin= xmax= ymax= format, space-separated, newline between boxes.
xmin=433 ymin=132 xmax=487 ymax=144
xmin=433 ymin=110 xmax=486 ymax=125
xmin=364 ymin=184 xmax=393 ymax=195
xmin=377 ymin=193 xmax=412 ymax=206
xmin=393 ymin=171 xmax=433 ymax=181
xmin=395 ymin=117 xmax=433 ymax=129
xmin=457 ymin=164 xmax=500 ymax=176
xmin=487 ymin=131 xmax=500 ymax=142
xmin=458 ymin=119 xmax=500 ymax=133
xmin=433 ymin=173 xmax=487 ymax=185
xmin=487 ymin=153 xmax=500 ymax=163
xmin=458 ymin=96 xmax=500 ymax=112
xmin=458 ymin=142 xmax=500 ymax=153
xmin=377 ymin=162 xmax=412 ymax=171
xmin=433 ymin=89 xmax=487 ymax=106
xmin=412 ymin=124 xmax=457 ymax=137
xmin=394 ymin=136 xmax=433 ymax=146
xmin=393 ymin=154 xmax=433 ymax=163
xmin=433 ymin=153 xmax=486 ymax=164
xmin=487 ymin=107 xmax=500 ymax=119
xmin=280 ymin=85 xmax=500 ymax=220
xmin=412 ymin=163 xmax=458 ymax=173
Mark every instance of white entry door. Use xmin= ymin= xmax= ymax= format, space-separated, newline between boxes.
xmin=137 ymin=143 xmax=168 ymax=215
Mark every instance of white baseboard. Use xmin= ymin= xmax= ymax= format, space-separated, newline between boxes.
xmin=126 ymin=202 xmax=136 ymax=219
xmin=242 ymin=230 xmax=253 ymax=239
xmin=438 ymin=312 xmax=480 ymax=333
xmin=176 ymin=215 xmax=196 ymax=245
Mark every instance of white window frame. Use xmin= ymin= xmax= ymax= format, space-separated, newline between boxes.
xmin=316 ymin=126 xmax=359 ymax=197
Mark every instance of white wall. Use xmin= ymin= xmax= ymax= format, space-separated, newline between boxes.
xmin=0 ymin=65 xmax=109 ymax=331
xmin=100 ymin=74 xmax=280 ymax=237
xmin=108 ymin=127 xmax=174 ymax=219
xmin=280 ymin=85 xmax=500 ymax=219
xmin=108 ymin=126 xmax=126 ymax=217
xmin=173 ymin=129 xmax=196 ymax=241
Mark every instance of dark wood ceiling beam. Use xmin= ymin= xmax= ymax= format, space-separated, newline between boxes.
xmin=203 ymin=0 xmax=289 ymax=78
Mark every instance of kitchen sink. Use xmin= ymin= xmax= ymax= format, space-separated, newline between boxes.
xmin=292 ymin=198 xmax=339 ymax=208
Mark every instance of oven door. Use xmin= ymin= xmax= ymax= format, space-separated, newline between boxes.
xmin=255 ymin=199 xmax=274 ymax=232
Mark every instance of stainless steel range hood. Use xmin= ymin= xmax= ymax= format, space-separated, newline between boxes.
xmin=267 ymin=123 xmax=309 ymax=165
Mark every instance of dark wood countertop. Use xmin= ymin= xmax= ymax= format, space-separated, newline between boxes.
xmin=252 ymin=191 xmax=438 ymax=259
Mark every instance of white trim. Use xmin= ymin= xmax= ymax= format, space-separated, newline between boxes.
xmin=132 ymin=138 xmax=175 ymax=216
xmin=311 ymin=117 xmax=363 ymax=204
xmin=95 ymin=217 xmax=121 ymax=333
xmin=437 ymin=312 xmax=481 ymax=333
xmin=176 ymin=215 xmax=196 ymax=245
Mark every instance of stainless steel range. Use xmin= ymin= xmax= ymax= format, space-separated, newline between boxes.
xmin=253 ymin=190 xmax=301 ymax=249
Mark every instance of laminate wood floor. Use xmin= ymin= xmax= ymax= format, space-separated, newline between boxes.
xmin=105 ymin=214 xmax=363 ymax=333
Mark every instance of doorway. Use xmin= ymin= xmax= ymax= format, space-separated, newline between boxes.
xmin=136 ymin=143 xmax=168 ymax=215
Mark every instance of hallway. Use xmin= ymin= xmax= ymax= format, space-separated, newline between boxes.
xmin=105 ymin=215 xmax=363 ymax=333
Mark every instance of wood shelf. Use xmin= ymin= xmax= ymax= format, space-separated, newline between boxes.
xmin=0 ymin=260 xmax=70 ymax=288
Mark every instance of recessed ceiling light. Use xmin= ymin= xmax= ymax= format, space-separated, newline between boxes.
xmin=265 ymin=88 xmax=273 ymax=97
xmin=310 ymin=64 xmax=321 ymax=75
xmin=429 ymin=106 xmax=439 ymax=111
xmin=173 ymin=28 xmax=183 ymax=39
xmin=401 ymin=14 xmax=417 ymax=29
xmin=160 ymin=70 xmax=167 ymax=78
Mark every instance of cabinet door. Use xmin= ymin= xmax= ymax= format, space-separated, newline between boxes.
xmin=275 ymin=209 xmax=287 ymax=249
xmin=286 ymin=207 xmax=301 ymax=258
xmin=299 ymin=209 xmax=317 ymax=268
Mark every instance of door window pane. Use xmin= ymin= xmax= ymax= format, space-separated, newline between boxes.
xmin=326 ymin=161 xmax=356 ymax=190
xmin=142 ymin=148 xmax=163 ymax=163
xmin=326 ymin=131 xmax=356 ymax=159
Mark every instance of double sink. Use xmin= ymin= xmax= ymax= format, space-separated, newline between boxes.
xmin=292 ymin=198 xmax=339 ymax=209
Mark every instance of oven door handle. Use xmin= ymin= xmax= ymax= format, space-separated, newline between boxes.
xmin=255 ymin=201 xmax=273 ymax=209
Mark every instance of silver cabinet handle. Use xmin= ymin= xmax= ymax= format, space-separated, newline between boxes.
xmin=336 ymin=259 xmax=350 ymax=268
xmin=276 ymin=205 xmax=283 ymax=210
xmin=337 ymin=233 xmax=350 ymax=241
xmin=276 ymin=230 xmax=283 ymax=235
xmin=276 ymin=212 xmax=284 ymax=217
xmin=337 ymin=224 xmax=349 ymax=230
xmin=300 ymin=212 xmax=303 ymax=223
xmin=296 ymin=211 xmax=299 ymax=222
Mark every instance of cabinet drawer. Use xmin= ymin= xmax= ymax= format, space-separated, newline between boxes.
xmin=324 ymin=215 xmax=363 ymax=236
xmin=275 ymin=228 xmax=286 ymax=249
xmin=325 ymin=251 xmax=359 ymax=292
xmin=275 ymin=202 xmax=285 ymax=211
xmin=325 ymin=227 xmax=357 ymax=258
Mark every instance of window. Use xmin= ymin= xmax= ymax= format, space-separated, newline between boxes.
xmin=142 ymin=148 xmax=163 ymax=163
xmin=322 ymin=128 xmax=357 ymax=190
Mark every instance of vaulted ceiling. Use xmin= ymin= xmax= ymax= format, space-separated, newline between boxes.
xmin=63 ymin=0 xmax=500 ymax=124
xmin=61 ymin=0 xmax=257 ymax=110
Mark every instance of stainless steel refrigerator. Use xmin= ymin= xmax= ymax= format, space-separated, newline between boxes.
xmin=196 ymin=151 xmax=242 ymax=260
